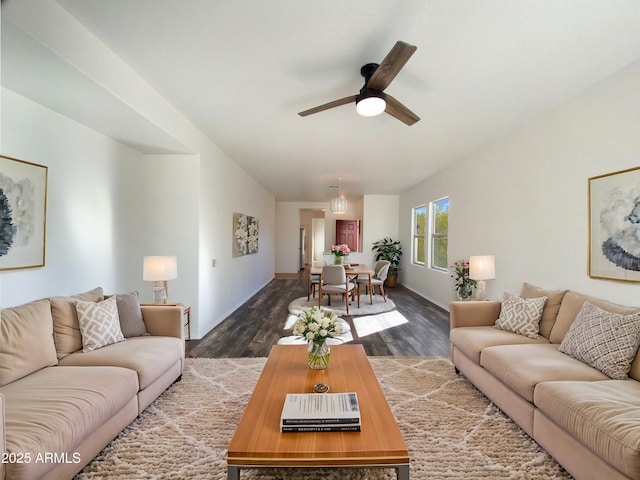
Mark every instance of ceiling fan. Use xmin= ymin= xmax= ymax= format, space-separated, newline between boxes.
xmin=298 ymin=41 xmax=420 ymax=126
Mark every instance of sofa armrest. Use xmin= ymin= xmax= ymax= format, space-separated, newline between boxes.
xmin=449 ymin=300 xmax=502 ymax=329
xmin=1 ymin=392 xmax=5 ymax=480
xmin=141 ymin=306 xmax=185 ymax=340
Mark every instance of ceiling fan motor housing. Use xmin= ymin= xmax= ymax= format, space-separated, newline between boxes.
xmin=360 ymin=63 xmax=380 ymax=83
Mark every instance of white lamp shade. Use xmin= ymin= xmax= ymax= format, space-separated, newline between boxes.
xmin=330 ymin=196 xmax=348 ymax=214
xmin=143 ymin=256 xmax=178 ymax=281
xmin=356 ymin=96 xmax=386 ymax=117
xmin=469 ymin=255 xmax=495 ymax=280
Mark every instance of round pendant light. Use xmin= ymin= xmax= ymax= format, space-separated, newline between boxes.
xmin=330 ymin=178 xmax=348 ymax=214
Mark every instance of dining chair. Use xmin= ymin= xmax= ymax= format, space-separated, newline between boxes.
xmin=318 ymin=265 xmax=356 ymax=314
xmin=357 ymin=261 xmax=390 ymax=302
xmin=307 ymin=261 xmax=324 ymax=301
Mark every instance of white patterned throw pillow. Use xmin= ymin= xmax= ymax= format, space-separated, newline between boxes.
xmin=76 ymin=296 xmax=125 ymax=352
xmin=495 ymin=292 xmax=547 ymax=339
xmin=559 ymin=302 xmax=640 ymax=380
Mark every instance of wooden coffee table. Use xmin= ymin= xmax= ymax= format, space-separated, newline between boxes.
xmin=227 ymin=344 xmax=409 ymax=479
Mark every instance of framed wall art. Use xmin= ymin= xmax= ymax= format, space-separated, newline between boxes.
xmin=0 ymin=155 xmax=48 ymax=271
xmin=233 ymin=212 xmax=259 ymax=257
xmin=588 ymin=165 xmax=640 ymax=282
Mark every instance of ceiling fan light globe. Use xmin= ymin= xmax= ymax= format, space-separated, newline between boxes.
xmin=356 ymin=96 xmax=386 ymax=117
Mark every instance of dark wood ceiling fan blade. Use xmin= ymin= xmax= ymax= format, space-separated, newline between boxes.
xmin=366 ymin=41 xmax=417 ymax=91
xmin=298 ymin=95 xmax=358 ymax=117
xmin=385 ymin=94 xmax=420 ymax=126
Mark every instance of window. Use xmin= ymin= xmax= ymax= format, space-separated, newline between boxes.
xmin=430 ymin=197 xmax=449 ymax=271
xmin=412 ymin=205 xmax=427 ymax=265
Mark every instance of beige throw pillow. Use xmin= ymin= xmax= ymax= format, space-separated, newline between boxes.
xmin=51 ymin=287 xmax=104 ymax=358
xmin=520 ymin=283 xmax=568 ymax=339
xmin=559 ymin=302 xmax=640 ymax=380
xmin=76 ymin=296 xmax=125 ymax=353
xmin=495 ymin=292 xmax=547 ymax=339
xmin=0 ymin=299 xmax=58 ymax=386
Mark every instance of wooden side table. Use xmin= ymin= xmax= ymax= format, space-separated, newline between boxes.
xmin=182 ymin=306 xmax=191 ymax=340
xmin=140 ymin=303 xmax=191 ymax=340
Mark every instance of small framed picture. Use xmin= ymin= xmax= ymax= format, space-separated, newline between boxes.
xmin=0 ymin=155 xmax=48 ymax=271
xmin=588 ymin=166 xmax=640 ymax=282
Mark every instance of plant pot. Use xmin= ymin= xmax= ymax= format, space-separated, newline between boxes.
xmin=385 ymin=274 xmax=398 ymax=288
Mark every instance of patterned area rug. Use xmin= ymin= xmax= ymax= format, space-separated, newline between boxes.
xmin=75 ymin=357 xmax=572 ymax=480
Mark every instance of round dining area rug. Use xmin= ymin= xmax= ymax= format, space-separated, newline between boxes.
xmin=288 ymin=295 xmax=396 ymax=317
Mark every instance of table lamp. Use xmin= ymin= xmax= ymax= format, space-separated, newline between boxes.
xmin=469 ymin=255 xmax=495 ymax=301
xmin=143 ymin=256 xmax=177 ymax=304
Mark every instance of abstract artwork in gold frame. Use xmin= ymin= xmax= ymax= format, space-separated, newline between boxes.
xmin=0 ymin=155 xmax=48 ymax=271
xmin=588 ymin=165 xmax=640 ymax=282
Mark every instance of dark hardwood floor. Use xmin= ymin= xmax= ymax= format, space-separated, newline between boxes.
xmin=186 ymin=270 xmax=451 ymax=358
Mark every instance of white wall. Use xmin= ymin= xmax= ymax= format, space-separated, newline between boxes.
xmin=362 ymin=195 xmax=400 ymax=268
xmin=0 ymin=89 xmax=145 ymax=304
xmin=400 ymin=60 xmax=640 ymax=310
xmin=0 ymin=89 xmax=276 ymax=339
xmin=197 ymin=142 xmax=275 ymax=338
xmin=1 ymin=3 xmax=277 ymax=338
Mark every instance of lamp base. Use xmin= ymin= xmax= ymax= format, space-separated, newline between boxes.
xmin=152 ymin=281 xmax=168 ymax=304
xmin=475 ymin=280 xmax=487 ymax=301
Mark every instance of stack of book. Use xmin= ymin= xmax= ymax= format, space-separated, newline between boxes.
xmin=280 ymin=392 xmax=361 ymax=432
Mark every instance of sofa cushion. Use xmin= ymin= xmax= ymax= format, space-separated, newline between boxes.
xmin=0 ymin=299 xmax=58 ymax=387
xmin=535 ymin=380 xmax=640 ymax=479
xmin=550 ymin=291 xmax=640 ymax=344
xmin=51 ymin=287 xmax=104 ymax=359
xmin=480 ymin=344 xmax=609 ymax=403
xmin=58 ymin=336 xmax=184 ymax=391
xmin=495 ymin=292 xmax=547 ymax=339
xmin=76 ymin=296 xmax=125 ymax=353
xmin=0 ymin=365 xmax=138 ymax=480
xmin=116 ymin=293 xmax=147 ymax=337
xmin=450 ymin=326 xmax=549 ymax=364
xmin=520 ymin=283 xmax=568 ymax=339
xmin=559 ymin=302 xmax=640 ymax=380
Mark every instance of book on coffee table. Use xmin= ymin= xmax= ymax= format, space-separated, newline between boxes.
xmin=280 ymin=392 xmax=361 ymax=432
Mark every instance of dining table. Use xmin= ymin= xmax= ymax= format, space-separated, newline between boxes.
xmin=310 ymin=263 xmax=376 ymax=307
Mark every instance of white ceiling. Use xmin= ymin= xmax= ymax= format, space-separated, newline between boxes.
xmin=3 ymin=0 xmax=640 ymax=201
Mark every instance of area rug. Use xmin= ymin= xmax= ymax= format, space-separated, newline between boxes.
xmin=288 ymin=295 xmax=396 ymax=316
xmin=353 ymin=310 xmax=409 ymax=338
xmin=75 ymin=357 xmax=572 ymax=480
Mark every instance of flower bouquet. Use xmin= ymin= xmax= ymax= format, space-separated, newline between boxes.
xmin=451 ymin=260 xmax=476 ymax=300
xmin=331 ymin=243 xmax=351 ymax=264
xmin=292 ymin=306 xmax=343 ymax=369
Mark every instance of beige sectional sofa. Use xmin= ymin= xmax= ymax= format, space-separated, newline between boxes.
xmin=450 ymin=283 xmax=640 ymax=480
xmin=0 ymin=288 xmax=185 ymax=480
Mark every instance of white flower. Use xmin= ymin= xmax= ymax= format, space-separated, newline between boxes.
xmin=308 ymin=322 xmax=320 ymax=332
xmin=306 ymin=332 xmax=315 ymax=341
xmin=319 ymin=329 xmax=328 ymax=337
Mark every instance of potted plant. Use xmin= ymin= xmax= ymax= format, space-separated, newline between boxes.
xmin=371 ymin=237 xmax=402 ymax=287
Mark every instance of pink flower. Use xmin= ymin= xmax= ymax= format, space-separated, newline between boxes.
xmin=331 ymin=244 xmax=351 ymax=256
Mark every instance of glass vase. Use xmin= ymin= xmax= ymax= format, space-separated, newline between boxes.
xmin=308 ymin=340 xmax=330 ymax=369
xmin=334 ymin=255 xmax=343 ymax=265
xmin=457 ymin=283 xmax=473 ymax=301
